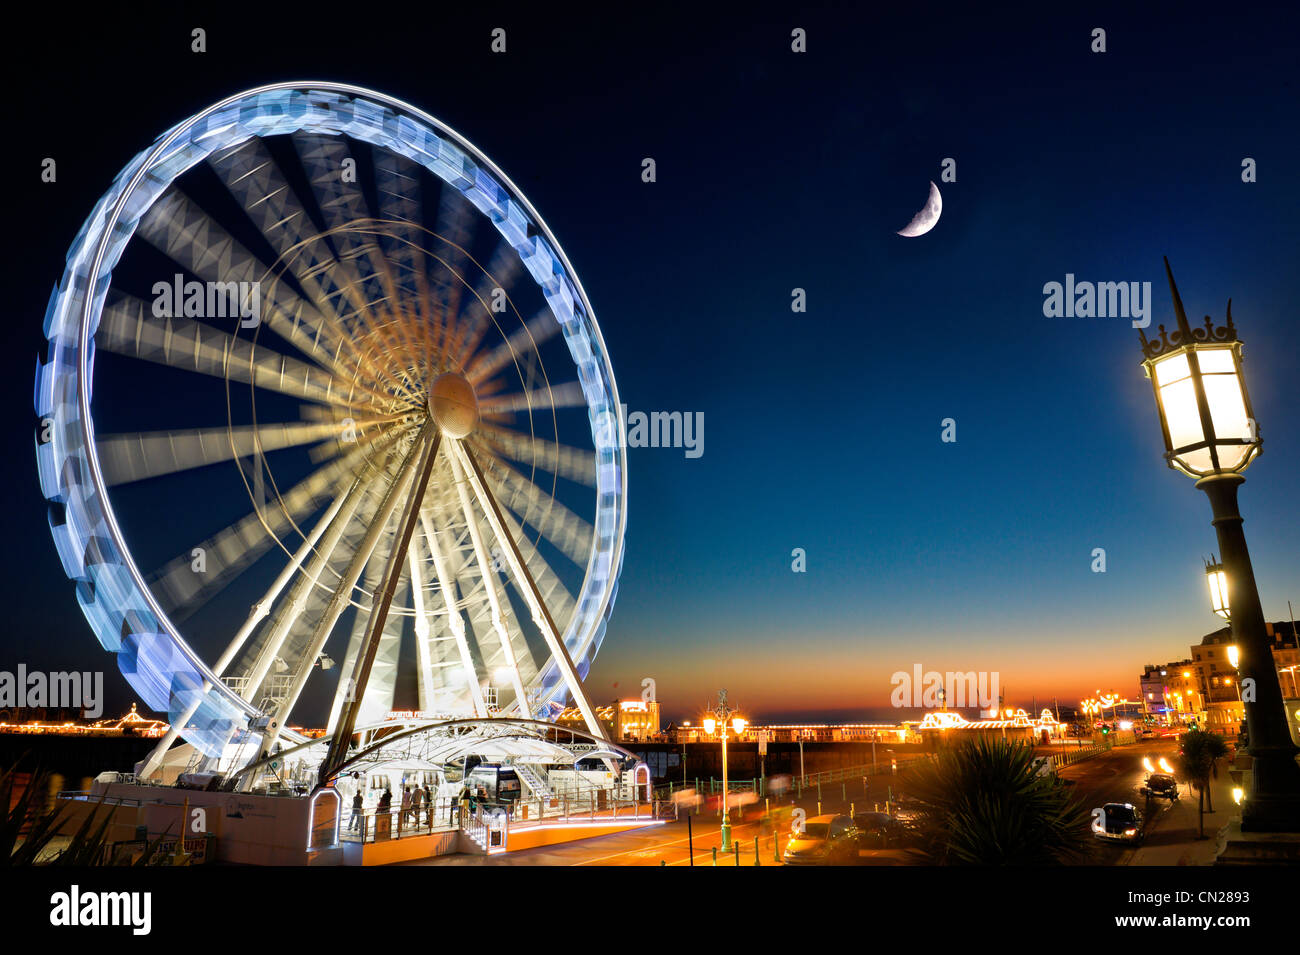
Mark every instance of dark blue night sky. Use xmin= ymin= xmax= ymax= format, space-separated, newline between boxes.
xmin=6 ymin=5 xmax=1298 ymax=724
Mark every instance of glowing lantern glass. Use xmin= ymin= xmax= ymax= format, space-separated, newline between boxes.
xmin=1139 ymin=260 xmax=1260 ymax=479
xmin=702 ymin=717 xmax=717 ymax=735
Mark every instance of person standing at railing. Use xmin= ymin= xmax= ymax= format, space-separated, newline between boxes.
xmin=457 ymin=784 xmax=472 ymax=828
xmin=349 ymin=788 xmax=364 ymax=833
xmin=400 ymin=786 xmax=413 ymax=833
xmin=412 ymin=784 xmax=424 ymax=830
xmin=423 ymin=783 xmax=434 ymax=827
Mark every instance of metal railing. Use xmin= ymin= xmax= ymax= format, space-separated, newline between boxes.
xmin=340 ymin=799 xmax=458 ymax=843
xmin=653 ymin=760 xmax=922 ymax=801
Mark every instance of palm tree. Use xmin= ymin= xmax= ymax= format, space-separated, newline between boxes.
xmin=2 ymin=759 xmax=170 ymax=865
xmin=1175 ymin=729 xmax=1229 ymax=839
xmin=901 ymin=736 xmax=1092 ymax=865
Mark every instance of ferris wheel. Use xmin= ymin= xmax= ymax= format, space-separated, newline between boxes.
xmin=35 ymin=83 xmax=627 ymax=781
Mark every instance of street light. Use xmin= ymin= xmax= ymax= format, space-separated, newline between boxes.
xmin=1138 ymin=259 xmax=1300 ymax=831
xmin=1206 ymin=558 xmax=1230 ymax=620
xmin=702 ymin=689 xmax=745 ymax=853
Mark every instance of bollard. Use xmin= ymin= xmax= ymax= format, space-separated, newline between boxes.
xmin=842 ymin=782 xmax=847 ymax=803
xmin=712 ymin=846 xmax=717 ymax=866
xmin=774 ymin=834 xmax=781 ymax=863
xmin=734 ymin=844 xmax=740 ymax=866
xmin=817 ymin=781 xmax=822 ymax=802
xmin=874 ymin=802 xmax=878 ymax=813
xmin=851 ymin=802 xmax=855 ymax=817
xmin=754 ymin=836 xmax=761 ymax=866
xmin=817 ymin=801 xmax=822 ymax=815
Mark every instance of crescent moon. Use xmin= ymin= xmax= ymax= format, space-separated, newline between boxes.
xmin=897 ymin=180 xmax=942 ymax=237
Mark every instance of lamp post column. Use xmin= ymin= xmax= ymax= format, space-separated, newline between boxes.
xmin=1198 ymin=472 xmax=1300 ymax=831
xmin=720 ymin=726 xmax=732 ymax=852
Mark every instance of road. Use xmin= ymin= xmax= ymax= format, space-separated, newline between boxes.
xmin=401 ymin=740 xmax=1202 ymax=866
xmin=1055 ymin=737 xmax=1195 ymax=865
xmin=402 ymin=773 xmax=894 ymax=866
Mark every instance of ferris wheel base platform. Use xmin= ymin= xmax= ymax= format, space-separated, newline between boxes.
xmin=60 ymin=778 xmax=662 ymax=865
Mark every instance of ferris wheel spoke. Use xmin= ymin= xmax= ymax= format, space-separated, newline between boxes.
xmin=446 ymin=246 xmax=525 ymax=369
xmin=323 ymin=540 xmax=409 ymax=734
xmin=478 ymin=381 xmax=587 ymax=416
xmin=373 ymin=155 xmax=432 ymax=347
xmin=478 ymin=455 xmax=593 ymax=569
xmin=472 ymin=425 xmax=597 ymax=488
xmin=447 ymin=445 xmax=531 ymax=718
xmin=96 ymin=296 xmax=367 ymax=413
xmin=465 ymin=307 xmax=563 ymax=386
xmin=406 ymin=541 xmax=438 ymax=713
xmin=207 ymin=140 xmax=414 ymax=402
xmin=431 ymin=185 xmax=475 ymax=323
xmin=232 ymin=434 xmax=410 ymax=705
xmin=293 ymin=135 xmax=424 ymax=371
xmin=450 ymin=439 xmax=602 ymax=736
xmin=374 ymin=154 xmax=425 ymax=253
xmin=96 ymin=419 xmax=354 ymax=487
xmin=493 ymin=502 xmax=578 ymax=629
xmin=418 ymin=507 xmax=489 ymax=717
xmin=136 ymin=190 xmax=364 ymax=381
xmin=146 ymin=427 xmax=407 ymax=617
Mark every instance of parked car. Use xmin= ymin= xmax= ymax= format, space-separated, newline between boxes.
xmin=1091 ymin=802 xmax=1145 ymax=845
xmin=782 ymin=814 xmax=858 ymax=865
xmin=1141 ymin=773 xmax=1179 ymax=801
xmin=852 ymin=812 xmax=918 ymax=849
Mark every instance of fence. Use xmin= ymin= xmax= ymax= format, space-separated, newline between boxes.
xmin=340 ymin=788 xmax=666 ymax=844
xmin=653 ymin=760 xmax=927 ymax=804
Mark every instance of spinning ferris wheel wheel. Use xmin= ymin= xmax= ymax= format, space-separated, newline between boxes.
xmin=35 ymin=83 xmax=627 ymax=784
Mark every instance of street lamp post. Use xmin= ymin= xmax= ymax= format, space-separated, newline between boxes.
xmin=1138 ymin=259 xmax=1300 ymax=831
xmin=703 ymin=689 xmax=746 ymax=853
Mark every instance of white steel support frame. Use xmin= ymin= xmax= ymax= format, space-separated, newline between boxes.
xmin=136 ymin=487 xmax=352 ymax=780
xmin=448 ymin=448 xmax=532 ymax=719
xmin=419 ymin=507 xmax=489 ymax=717
xmin=407 ymin=542 xmax=437 ymax=713
xmin=239 ymin=431 xmax=426 ymax=788
xmin=237 ymin=452 xmax=389 ymax=708
xmin=449 ymin=437 xmax=606 ymax=741
xmin=323 ymin=425 xmax=442 ymax=780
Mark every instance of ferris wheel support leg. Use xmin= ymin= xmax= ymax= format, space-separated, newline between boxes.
xmin=451 ymin=439 xmax=607 ymax=743
xmin=418 ymin=508 xmax=490 ymax=717
xmin=137 ymin=487 xmax=355 ymax=782
xmin=237 ymin=432 xmax=427 ymax=790
xmin=322 ymin=426 xmax=442 ymax=783
xmin=407 ymin=544 xmax=437 ymax=715
xmin=448 ymin=449 xmax=532 ymax=720
xmin=237 ymin=448 xmax=390 ymax=709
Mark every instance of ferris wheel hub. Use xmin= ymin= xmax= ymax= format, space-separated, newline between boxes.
xmin=429 ymin=371 xmax=479 ymax=438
